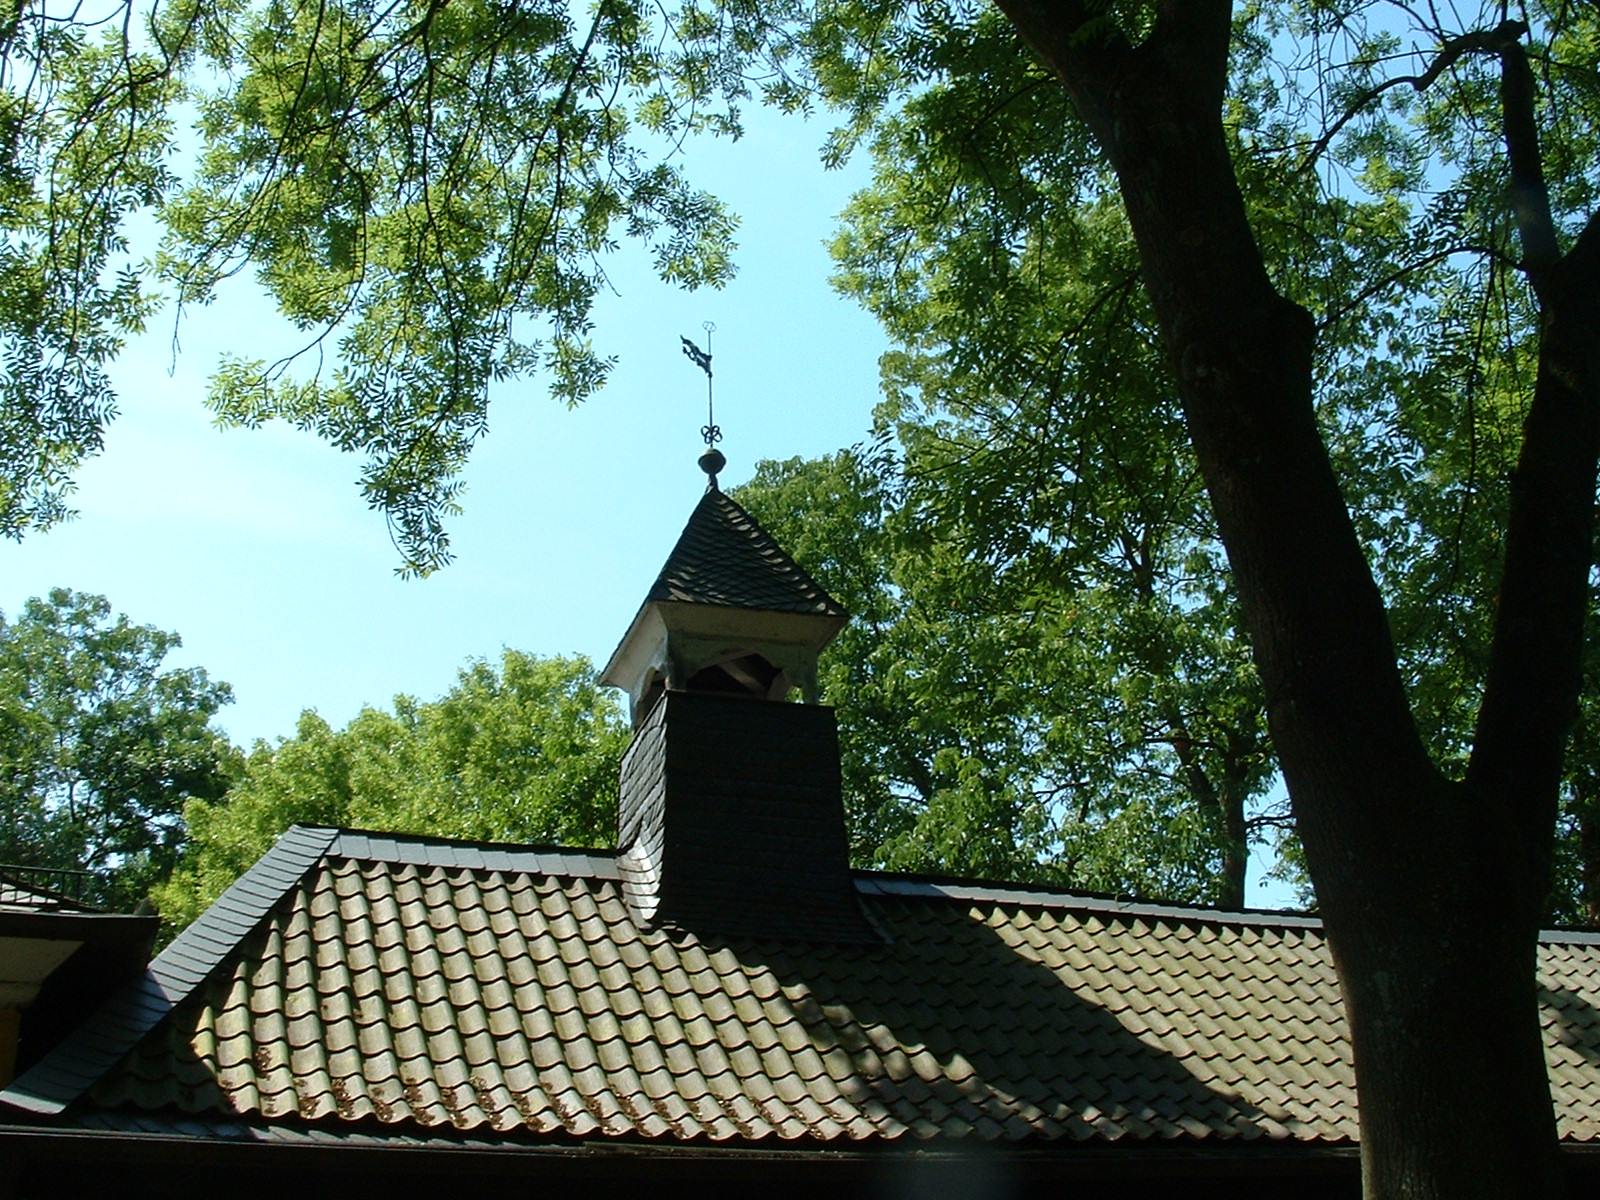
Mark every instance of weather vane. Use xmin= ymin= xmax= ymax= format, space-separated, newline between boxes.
xmin=681 ymin=321 xmax=725 ymax=485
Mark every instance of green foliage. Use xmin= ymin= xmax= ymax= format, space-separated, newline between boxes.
xmin=734 ymin=449 xmax=1275 ymax=907
xmin=724 ymin=7 xmax=1288 ymax=906
xmin=0 ymin=588 xmax=237 ymax=908
xmin=0 ymin=0 xmax=750 ymax=573
xmin=808 ymin=13 xmax=1297 ymax=904
xmin=165 ymin=0 xmax=750 ymax=573
xmin=11 ymin=0 xmax=1600 ymax=921
xmin=740 ymin=1 xmax=1600 ymax=918
xmin=154 ymin=650 xmax=627 ymax=929
xmin=0 ymin=0 xmax=181 ymax=536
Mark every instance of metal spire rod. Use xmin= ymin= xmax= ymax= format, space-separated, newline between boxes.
xmin=680 ymin=322 xmax=720 ymax=448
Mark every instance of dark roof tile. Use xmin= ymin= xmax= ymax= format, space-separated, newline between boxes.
xmin=642 ymin=486 xmax=845 ymax=616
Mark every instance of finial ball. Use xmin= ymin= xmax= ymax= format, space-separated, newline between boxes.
xmin=699 ymin=446 xmax=727 ymax=478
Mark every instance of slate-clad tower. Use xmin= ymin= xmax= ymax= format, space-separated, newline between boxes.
xmin=600 ymin=475 xmax=879 ymax=942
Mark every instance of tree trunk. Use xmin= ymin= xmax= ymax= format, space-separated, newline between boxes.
xmin=1337 ymin=866 xmax=1560 ymax=1198
xmin=1164 ymin=711 xmax=1249 ymax=909
xmin=1581 ymin=802 xmax=1600 ymax=928
xmin=986 ymin=4 xmax=1600 ymax=1196
xmin=1217 ymin=777 xmax=1246 ymax=912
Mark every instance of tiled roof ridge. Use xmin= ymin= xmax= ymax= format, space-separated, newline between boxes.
xmin=1537 ymin=926 xmax=1600 ymax=945
xmin=322 ymin=827 xmax=1328 ymax=930
xmin=859 ymin=873 xmax=1600 ymax=943
xmin=644 ymin=486 xmax=847 ymax=616
xmin=857 ymin=874 xmax=1325 ymax=930
xmin=0 ymin=824 xmax=337 ymax=1116
xmin=329 ymin=828 xmax=1600 ymax=943
xmin=330 ymin=829 xmax=619 ymax=880
xmin=860 ymin=873 xmax=1600 ymax=943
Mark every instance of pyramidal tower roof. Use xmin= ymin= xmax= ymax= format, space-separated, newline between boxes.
xmin=600 ymin=479 xmax=849 ymax=713
xmin=644 ymin=486 xmax=846 ymax=617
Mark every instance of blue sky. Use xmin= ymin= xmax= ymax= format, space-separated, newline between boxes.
xmin=2 ymin=108 xmax=888 ymax=748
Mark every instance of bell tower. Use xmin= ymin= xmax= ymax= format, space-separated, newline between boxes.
xmin=599 ymin=455 xmax=878 ymax=943
xmin=599 ymin=463 xmax=847 ymax=725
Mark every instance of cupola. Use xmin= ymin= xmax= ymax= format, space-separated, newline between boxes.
xmin=599 ymin=475 xmax=848 ymax=725
xmin=600 ymin=462 xmax=878 ymax=944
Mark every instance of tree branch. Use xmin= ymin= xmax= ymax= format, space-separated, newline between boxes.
xmin=987 ymin=0 xmax=1131 ymax=146
xmin=1300 ymin=19 xmax=1528 ymax=172
xmin=1468 ymin=211 xmax=1600 ymax=847
xmin=1498 ymin=35 xmax=1561 ymax=293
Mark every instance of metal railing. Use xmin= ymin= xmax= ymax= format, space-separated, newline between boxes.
xmin=0 ymin=863 xmax=103 ymax=909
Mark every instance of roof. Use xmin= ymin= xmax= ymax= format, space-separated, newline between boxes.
xmin=1 ymin=825 xmax=334 ymax=1113
xmin=644 ymin=487 xmax=846 ymax=617
xmin=8 ymin=826 xmax=1600 ymax=1152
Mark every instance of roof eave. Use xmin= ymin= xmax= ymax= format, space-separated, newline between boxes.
xmin=600 ymin=601 xmax=848 ymax=694
xmin=599 ymin=601 xmax=667 ymax=692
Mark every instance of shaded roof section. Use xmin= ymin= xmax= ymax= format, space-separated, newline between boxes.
xmin=11 ymin=826 xmax=1600 ymax=1148
xmin=644 ymin=487 xmax=846 ymax=617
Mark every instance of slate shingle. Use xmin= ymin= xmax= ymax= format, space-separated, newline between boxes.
xmin=643 ymin=486 xmax=846 ymax=617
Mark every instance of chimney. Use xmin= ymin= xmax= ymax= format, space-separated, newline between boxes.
xmin=599 ymin=480 xmax=879 ymax=943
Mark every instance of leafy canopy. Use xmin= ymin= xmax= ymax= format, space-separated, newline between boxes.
xmin=0 ymin=588 xmax=237 ymax=907
xmin=1 ymin=0 xmax=750 ymax=572
xmin=779 ymin=1 xmax=1600 ymax=918
xmin=154 ymin=650 xmax=627 ymax=929
xmin=12 ymin=0 xmax=1600 ymax=927
xmin=737 ymin=447 xmax=1276 ymax=907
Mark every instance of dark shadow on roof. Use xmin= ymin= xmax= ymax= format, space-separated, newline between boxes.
xmin=1542 ymin=983 xmax=1600 ymax=1066
xmin=728 ymin=893 xmax=1284 ymax=1146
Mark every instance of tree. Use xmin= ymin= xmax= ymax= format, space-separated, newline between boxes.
xmin=0 ymin=0 xmax=741 ymax=572
xmin=154 ymin=650 xmax=627 ymax=929
xmin=735 ymin=448 xmax=1278 ymax=907
xmin=711 ymin=5 xmax=1597 ymax=1192
xmin=952 ymin=6 xmax=1595 ymax=1197
xmin=0 ymin=588 xmax=237 ymax=908
xmin=5 ymin=0 xmax=1598 ymax=1190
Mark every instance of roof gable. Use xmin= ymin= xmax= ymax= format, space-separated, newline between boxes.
xmin=1 ymin=825 xmax=337 ymax=1115
xmin=645 ymin=487 xmax=845 ymax=617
